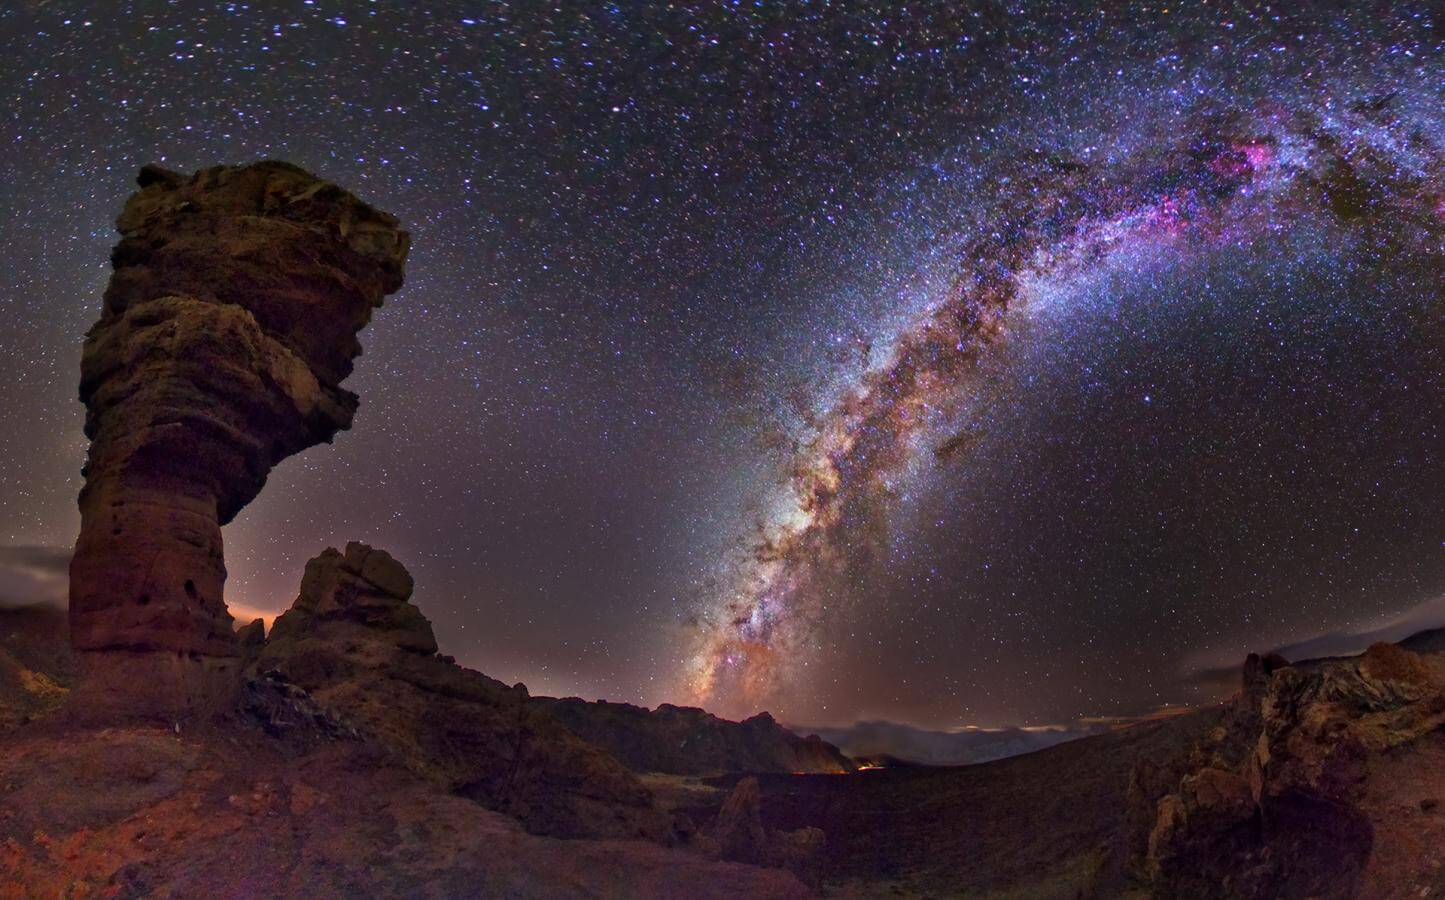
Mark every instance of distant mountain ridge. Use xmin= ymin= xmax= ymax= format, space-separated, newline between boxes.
xmin=533 ymin=697 xmax=854 ymax=776
xmin=1398 ymin=625 xmax=1445 ymax=654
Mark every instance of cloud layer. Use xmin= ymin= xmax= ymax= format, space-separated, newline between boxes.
xmin=0 ymin=545 xmax=70 ymax=610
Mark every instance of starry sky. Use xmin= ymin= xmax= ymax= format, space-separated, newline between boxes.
xmin=0 ymin=1 xmax=1440 ymax=729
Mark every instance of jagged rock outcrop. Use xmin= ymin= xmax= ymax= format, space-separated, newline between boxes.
xmin=67 ymin=161 xmax=407 ymax=719
xmin=254 ymin=543 xmax=674 ymax=840
xmin=531 ymin=697 xmax=855 ymax=776
xmin=1136 ymin=642 xmax=1445 ymax=898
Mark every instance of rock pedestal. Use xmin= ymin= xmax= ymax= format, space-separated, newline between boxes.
xmin=68 ymin=161 xmax=408 ymax=720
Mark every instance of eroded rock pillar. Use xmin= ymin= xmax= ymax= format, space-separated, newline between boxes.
xmin=69 ymin=161 xmax=408 ymax=719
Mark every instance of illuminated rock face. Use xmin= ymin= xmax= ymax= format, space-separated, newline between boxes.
xmin=68 ymin=161 xmax=407 ymax=716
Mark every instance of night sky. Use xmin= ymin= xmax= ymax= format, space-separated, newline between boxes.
xmin=0 ymin=2 xmax=1440 ymax=729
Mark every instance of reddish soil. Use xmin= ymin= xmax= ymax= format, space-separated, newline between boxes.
xmin=0 ymin=717 xmax=810 ymax=899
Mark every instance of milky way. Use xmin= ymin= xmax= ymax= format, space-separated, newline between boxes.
xmin=1 ymin=3 xmax=1440 ymax=728
xmin=687 ymin=94 xmax=1444 ymax=717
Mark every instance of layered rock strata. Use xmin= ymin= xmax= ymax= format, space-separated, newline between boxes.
xmin=68 ymin=161 xmax=407 ymax=718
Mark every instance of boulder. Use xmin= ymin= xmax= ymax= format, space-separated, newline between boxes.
xmin=267 ymin=543 xmax=435 ymax=655
xmin=235 ymin=619 xmax=266 ymax=654
xmin=710 ymin=777 xmax=767 ymax=864
xmin=704 ymin=775 xmax=827 ymax=885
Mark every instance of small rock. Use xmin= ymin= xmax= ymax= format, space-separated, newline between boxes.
xmin=710 ymin=777 xmax=767 ymax=864
xmin=236 ymin=619 xmax=266 ymax=663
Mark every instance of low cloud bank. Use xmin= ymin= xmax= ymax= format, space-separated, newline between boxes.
xmin=0 ymin=545 xmax=70 ymax=610
xmin=796 ymin=719 xmax=1109 ymax=766
xmin=1267 ymin=595 xmax=1445 ymax=662
xmin=1181 ymin=594 xmax=1445 ymax=698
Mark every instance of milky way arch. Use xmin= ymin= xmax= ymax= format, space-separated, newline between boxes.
xmin=686 ymin=97 xmax=1444 ymax=715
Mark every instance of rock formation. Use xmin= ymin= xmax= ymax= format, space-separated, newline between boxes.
xmin=68 ymin=161 xmax=408 ymax=718
xmin=700 ymin=776 xmax=826 ymax=884
xmin=709 ymin=777 xmax=769 ymax=864
xmin=255 ymin=543 xmax=674 ymax=840
xmin=1136 ymin=642 xmax=1445 ymax=897
xmin=235 ymin=618 xmax=266 ymax=665
xmin=531 ymin=697 xmax=855 ymax=776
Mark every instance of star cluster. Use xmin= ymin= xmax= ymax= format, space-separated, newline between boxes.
xmin=0 ymin=2 xmax=1439 ymax=728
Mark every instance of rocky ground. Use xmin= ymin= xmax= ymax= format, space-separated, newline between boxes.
xmin=0 ymin=720 xmax=809 ymax=898
xmin=0 ymin=545 xmax=841 ymax=897
xmin=4 ymin=578 xmax=1443 ymax=897
xmin=1137 ymin=643 xmax=1445 ymax=898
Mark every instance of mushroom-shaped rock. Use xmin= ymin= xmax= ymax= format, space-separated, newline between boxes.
xmin=67 ymin=161 xmax=408 ymax=719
